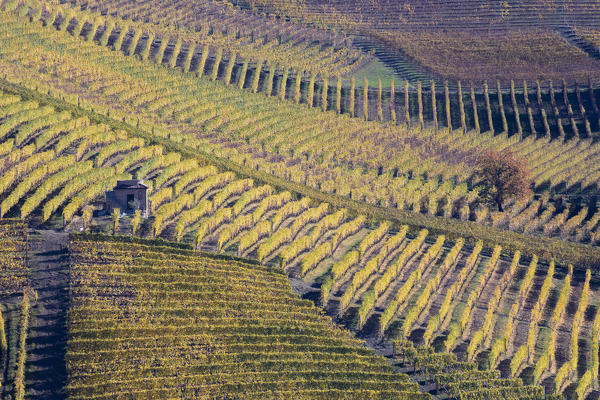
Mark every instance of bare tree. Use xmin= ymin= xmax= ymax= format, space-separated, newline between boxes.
xmin=474 ymin=150 xmax=532 ymax=212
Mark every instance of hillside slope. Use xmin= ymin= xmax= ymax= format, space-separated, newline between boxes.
xmin=66 ymin=234 xmax=428 ymax=399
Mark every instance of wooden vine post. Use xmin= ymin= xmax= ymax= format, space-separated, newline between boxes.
xmin=390 ymin=79 xmax=397 ymax=124
xmin=404 ymin=80 xmax=410 ymax=127
xmin=510 ymin=80 xmax=522 ymax=136
xmin=458 ymin=80 xmax=466 ymax=133
xmin=497 ymin=80 xmax=508 ymax=133
xmin=238 ymin=59 xmax=249 ymax=89
xmin=196 ymin=44 xmax=209 ymax=78
xmin=363 ymin=77 xmax=369 ymax=121
xmin=336 ymin=74 xmax=342 ymax=114
xmin=251 ymin=59 xmax=263 ymax=93
xmin=349 ymin=76 xmax=355 ymax=117
xmin=470 ymin=83 xmax=480 ymax=133
xmin=293 ymin=69 xmax=302 ymax=103
xmin=377 ymin=78 xmax=383 ymax=122
xmin=444 ymin=80 xmax=451 ymax=132
xmin=431 ymin=80 xmax=438 ymax=130
xmin=321 ymin=73 xmax=329 ymax=112
xmin=417 ymin=80 xmax=424 ymax=129
xmin=279 ymin=67 xmax=289 ymax=100
xmin=484 ymin=82 xmax=494 ymax=134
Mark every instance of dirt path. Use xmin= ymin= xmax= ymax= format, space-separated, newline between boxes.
xmin=24 ymin=230 xmax=69 ymax=400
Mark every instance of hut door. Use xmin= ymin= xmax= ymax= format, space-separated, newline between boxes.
xmin=127 ymin=194 xmax=135 ymax=210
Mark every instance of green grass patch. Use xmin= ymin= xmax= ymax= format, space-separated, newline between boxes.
xmin=347 ymin=58 xmax=398 ymax=88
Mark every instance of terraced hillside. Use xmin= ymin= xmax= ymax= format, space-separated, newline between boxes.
xmin=6 ymin=5 xmax=600 ymax=251
xmin=40 ymin=0 xmax=600 ymax=143
xmin=4 ymin=3 xmax=600 ymax=252
xmin=3 ymin=226 xmax=561 ymax=399
xmin=372 ymin=29 xmax=600 ymax=83
xmin=10 ymin=1 xmax=600 ymax=135
xmin=0 ymin=39 xmax=598 ymax=399
xmin=1 ymin=78 xmax=600 ymax=263
xmin=40 ymin=0 xmax=372 ymax=77
xmin=1 ymin=0 xmax=600 ymax=398
xmin=201 ymin=205 xmax=595 ymax=398
xmin=0 ymin=219 xmax=567 ymax=399
xmin=233 ymin=0 xmax=600 ymax=30
xmin=66 ymin=235 xmax=429 ymax=400
xmin=1 ymin=81 xmax=593 ymax=395
xmin=574 ymin=28 xmax=600 ymax=54
xmin=232 ymin=0 xmax=600 ymax=84
xmin=293 ymin=226 xmax=599 ymax=398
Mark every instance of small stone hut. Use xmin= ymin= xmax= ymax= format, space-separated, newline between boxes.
xmin=105 ymin=179 xmax=149 ymax=217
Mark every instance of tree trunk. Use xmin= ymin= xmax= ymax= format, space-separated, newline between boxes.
xmin=497 ymin=197 xmax=504 ymax=212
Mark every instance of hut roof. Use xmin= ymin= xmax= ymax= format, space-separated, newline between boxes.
xmin=114 ymin=179 xmax=148 ymax=190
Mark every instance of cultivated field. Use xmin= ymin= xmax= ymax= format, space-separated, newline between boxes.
xmin=234 ymin=0 xmax=600 ymax=30
xmin=235 ymin=0 xmax=600 ymax=83
xmin=65 ymin=235 xmax=430 ymax=399
xmin=373 ymin=29 xmax=600 ymax=83
xmin=1 ymin=0 xmax=600 ymax=399
xmin=4 ymin=7 xmax=600 ymax=253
